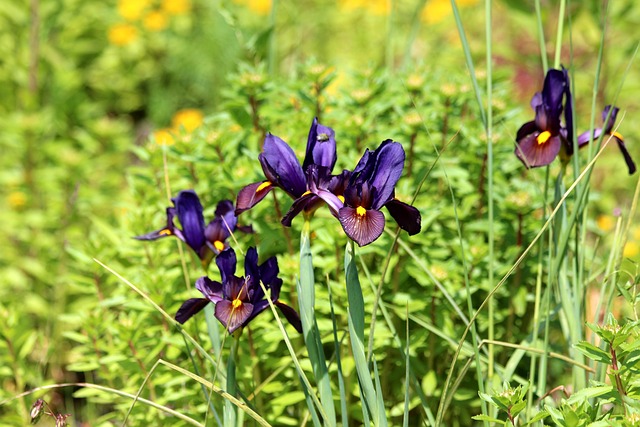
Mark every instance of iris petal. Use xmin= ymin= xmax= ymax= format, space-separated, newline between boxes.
xmin=175 ymin=298 xmax=209 ymax=324
xmin=577 ymin=128 xmax=603 ymax=147
xmin=235 ymin=181 xmax=273 ymax=214
xmin=614 ymin=137 xmax=637 ymax=175
xmin=515 ymin=133 xmax=562 ymax=168
xmin=368 ymin=140 xmax=406 ymax=210
xmin=174 ymin=190 xmax=207 ymax=255
xmin=338 ymin=206 xmax=386 ymax=246
xmin=195 ymin=276 xmax=224 ymax=303
xmin=215 ymin=300 xmax=254 ymax=333
xmin=602 ymin=105 xmax=620 ymax=134
xmin=275 ymin=301 xmax=303 ymax=333
xmin=281 ymin=193 xmax=317 ymax=226
xmin=261 ymin=134 xmax=307 ymax=198
xmin=303 ymin=118 xmax=337 ymax=171
xmin=385 ymin=199 xmax=421 ymax=235
xmin=215 ymin=248 xmax=237 ymax=284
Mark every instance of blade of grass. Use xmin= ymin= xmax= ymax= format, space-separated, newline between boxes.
xmin=327 ymin=276 xmax=349 ymax=427
xmin=402 ymin=305 xmax=411 ymax=427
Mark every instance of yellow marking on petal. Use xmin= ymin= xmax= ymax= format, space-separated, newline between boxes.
xmin=213 ymin=240 xmax=225 ymax=252
xmin=302 ymin=190 xmax=311 ymax=196
xmin=256 ymin=181 xmax=272 ymax=193
xmin=338 ymin=195 xmax=345 ymax=203
xmin=159 ymin=229 xmax=172 ymax=236
xmin=612 ymin=131 xmax=624 ymax=141
xmin=536 ymin=131 xmax=551 ymax=145
xmin=356 ymin=206 xmax=367 ymax=217
xmin=232 ymin=299 xmax=243 ymax=309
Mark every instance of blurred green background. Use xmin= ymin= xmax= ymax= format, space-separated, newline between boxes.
xmin=2 ymin=0 xmax=639 ymax=425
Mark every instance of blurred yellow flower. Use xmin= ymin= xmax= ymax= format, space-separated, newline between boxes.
xmin=633 ymin=226 xmax=640 ymax=241
xmin=172 ymin=109 xmax=204 ymax=132
xmin=596 ymin=214 xmax=615 ymax=232
xmin=143 ymin=11 xmax=168 ymax=31
xmin=623 ymin=242 xmax=639 ymax=258
xmin=118 ymin=0 xmax=149 ymax=21
xmin=153 ymin=128 xmax=175 ymax=145
xmin=162 ymin=0 xmax=191 ymax=15
xmin=339 ymin=0 xmax=390 ymax=16
xmin=421 ymin=0 xmax=479 ymax=24
xmin=234 ymin=0 xmax=272 ymax=15
xmin=108 ymin=23 xmax=138 ymax=46
xmin=8 ymin=191 xmax=27 ymax=209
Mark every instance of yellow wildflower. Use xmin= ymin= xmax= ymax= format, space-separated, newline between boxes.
xmin=153 ymin=128 xmax=175 ymax=146
xmin=421 ymin=0 xmax=479 ymax=24
xmin=143 ymin=11 xmax=168 ymax=31
xmin=241 ymin=0 xmax=272 ymax=15
xmin=339 ymin=0 xmax=389 ymax=15
xmin=596 ymin=215 xmax=615 ymax=232
xmin=623 ymin=242 xmax=639 ymax=258
xmin=117 ymin=0 xmax=149 ymax=21
xmin=172 ymin=109 xmax=204 ymax=132
xmin=108 ymin=23 xmax=138 ymax=46
xmin=8 ymin=191 xmax=27 ymax=209
xmin=162 ymin=0 xmax=191 ymax=15
xmin=633 ymin=226 xmax=640 ymax=241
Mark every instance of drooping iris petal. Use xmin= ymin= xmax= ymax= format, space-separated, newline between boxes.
xmin=281 ymin=193 xmax=318 ymax=226
xmin=576 ymin=128 xmax=603 ymax=147
xmin=275 ymin=301 xmax=303 ymax=333
xmin=175 ymin=298 xmax=210 ymax=324
xmin=614 ymin=136 xmax=637 ymax=175
xmin=195 ymin=276 xmax=223 ymax=303
xmin=235 ymin=181 xmax=273 ymax=214
xmin=258 ymin=257 xmax=279 ymax=288
xmin=215 ymin=300 xmax=254 ymax=333
xmin=174 ymin=191 xmax=207 ymax=255
xmin=134 ymin=207 xmax=176 ymax=241
xmin=260 ymin=134 xmax=307 ymax=198
xmin=303 ymin=118 xmax=337 ymax=172
xmin=385 ymin=199 xmax=421 ymax=235
xmin=215 ymin=248 xmax=237 ymax=285
xmin=563 ymin=67 xmax=574 ymax=148
xmin=368 ymin=140 xmax=406 ymax=209
xmin=515 ymin=132 xmax=562 ymax=168
xmin=338 ymin=207 xmax=386 ymax=247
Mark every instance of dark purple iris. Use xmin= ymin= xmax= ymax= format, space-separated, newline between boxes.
xmin=235 ymin=118 xmax=337 ymax=215
xmin=298 ymin=140 xmax=421 ymax=246
xmin=175 ymin=247 xmax=302 ymax=334
xmin=134 ymin=191 xmax=251 ymax=260
xmin=515 ymin=68 xmax=573 ymax=168
xmin=576 ymin=105 xmax=636 ymax=175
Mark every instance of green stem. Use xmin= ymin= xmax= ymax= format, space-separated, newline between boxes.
xmin=553 ymin=0 xmax=566 ymax=69
xmin=534 ymin=0 xmax=548 ymax=71
xmin=225 ymin=337 xmax=240 ymax=427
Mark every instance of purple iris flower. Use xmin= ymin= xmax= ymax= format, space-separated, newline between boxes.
xmin=297 ymin=140 xmax=421 ymax=246
xmin=175 ymin=247 xmax=302 ymax=334
xmin=235 ymin=117 xmax=337 ymax=215
xmin=515 ymin=68 xmax=573 ymax=168
xmin=134 ymin=191 xmax=251 ymax=261
xmin=576 ymin=105 xmax=636 ymax=175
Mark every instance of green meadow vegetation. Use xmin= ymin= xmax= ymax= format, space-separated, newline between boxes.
xmin=2 ymin=0 xmax=640 ymax=425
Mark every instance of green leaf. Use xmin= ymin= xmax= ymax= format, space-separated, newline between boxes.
xmin=574 ymin=341 xmax=612 ymax=364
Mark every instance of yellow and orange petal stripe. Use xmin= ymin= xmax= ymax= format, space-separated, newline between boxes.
xmin=108 ymin=23 xmax=138 ymax=46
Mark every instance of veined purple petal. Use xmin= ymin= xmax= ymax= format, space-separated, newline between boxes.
xmin=216 ymin=248 xmax=237 ymax=285
xmin=243 ymin=247 xmax=260 ymax=288
xmin=385 ymin=199 xmax=421 ymax=235
xmin=315 ymin=188 xmax=344 ymax=216
xmin=281 ymin=193 xmax=317 ymax=226
xmin=235 ymin=181 xmax=273 ymax=214
xmin=602 ymin=105 xmax=620 ymax=134
xmin=195 ymin=276 xmax=224 ymax=303
xmin=303 ymin=118 xmax=337 ymax=172
xmin=258 ymin=256 xmax=280 ymax=288
xmin=338 ymin=206 xmax=386 ymax=246
xmin=174 ymin=190 xmax=206 ymax=255
xmin=175 ymin=298 xmax=209 ymax=324
xmin=275 ymin=301 xmax=303 ymax=333
xmin=215 ymin=300 xmax=254 ymax=333
xmin=540 ymin=69 xmax=566 ymax=134
xmin=516 ymin=121 xmax=538 ymax=143
xmin=260 ymin=134 xmax=307 ymax=198
xmin=368 ymin=140 xmax=406 ymax=210
xmin=530 ymin=92 xmax=542 ymax=110
xmin=576 ymin=128 xmax=603 ymax=147
xmin=515 ymin=132 xmax=562 ymax=168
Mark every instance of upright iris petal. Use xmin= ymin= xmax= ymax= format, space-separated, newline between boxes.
xmin=576 ymin=105 xmax=636 ymax=175
xmin=235 ymin=118 xmax=337 ymax=215
xmin=515 ymin=68 xmax=571 ymax=168
xmin=175 ymin=247 xmax=302 ymax=334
